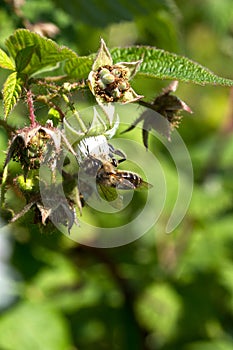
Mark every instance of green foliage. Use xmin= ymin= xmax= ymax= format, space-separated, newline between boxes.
xmin=4 ymin=29 xmax=78 ymax=76
xmin=0 ymin=1 xmax=233 ymax=350
xmin=111 ymin=47 xmax=233 ymax=86
xmin=15 ymin=46 xmax=35 ymax=73
xmin=64 ymin=56 xmax=93 ymax=79
xmin=3 ymin=72 xmax=23 ymax=118
xmin=0 ymin=302 xmax=71 ymax=350
xmin=0 ymin=29 xmax=81 ymax=116
xmin=0 ymin=28 xmax=233 ymax=118
xmin=56 ymin=44 xmax=233 ymax=86
xmin=0 ymin=49 xmax=15 ymax=71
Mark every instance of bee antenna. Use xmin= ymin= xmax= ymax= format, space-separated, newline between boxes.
xmin=118 ymin=157 xmax=126 ymax=164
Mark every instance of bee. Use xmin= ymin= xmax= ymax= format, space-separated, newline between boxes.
xmin=77 ymin=139 xmax=152 ymax=207
xmin=94 ymin=158 xmax=152 ymax=206
xmin=96 ymin=160 xmax=151 ymax=190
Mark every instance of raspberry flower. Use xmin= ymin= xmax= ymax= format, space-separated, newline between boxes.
xmin=88 ymin=39 xmax=143 ymax=104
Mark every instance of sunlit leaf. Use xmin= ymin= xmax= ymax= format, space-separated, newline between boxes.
xmin=3 ymin=72 xmax=23 ymax=118
xmin=110 ymin=47 xmax=233 ymax=86
xmin=5 ymin=29 xmax=78 ymax=76
xmin=63 ymin=56 xmax=93 ymax=79
xmin=66 ymin=45 xmax=233 ymax=86
xmin=15 ymin=45 xmax=35 ymax=72
xmin=0 ymin=48 xmax=15 ymax=70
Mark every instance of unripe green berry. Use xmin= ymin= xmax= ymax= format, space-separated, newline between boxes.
xmin=112 ymin=88 xmax=121 ymax=99
xmin=101 ymin=73 xmax=115 ymax=84
xmin=99 ymin=68 xmax=110 ymax=78
xmin=118 ymin=81 xmax=128 ymax=91
xmin=97 ymin=79 xmax=106 ymax=90
xmin=112 ymin=68 xmax=121 ymax=77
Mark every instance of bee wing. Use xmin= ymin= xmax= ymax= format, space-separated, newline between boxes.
xmin=136 ymin=180 xmax=153 ymax=190
xmin=98 ymin=184 xmax=123 ymax=209
xmin=116 ymin=178 xmax=136 ymax=190
xmin=116 ymin=178 xmax=153 ymax=191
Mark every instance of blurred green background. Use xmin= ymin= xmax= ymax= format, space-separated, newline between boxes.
xmin=0 ymin=0 xmax=233 ymax=349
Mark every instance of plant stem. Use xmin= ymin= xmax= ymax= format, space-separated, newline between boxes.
xmin=62 ymin=93 xmax=87 ymax=134
xmin=73 ymin=110 xmax=88 ymax=134
xmin=27 ymin=89 xmax=37 ymax=126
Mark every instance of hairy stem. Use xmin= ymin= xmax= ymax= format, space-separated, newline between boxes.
xmin=27 ymin=90 xmax=37 ymax=126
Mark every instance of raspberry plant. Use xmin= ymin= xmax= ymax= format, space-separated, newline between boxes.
xmin=0 ymin=29 xmax=233 ymax=231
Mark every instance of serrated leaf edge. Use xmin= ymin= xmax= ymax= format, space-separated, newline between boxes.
xmin=3 ymin=72 xmax=22 ymax=118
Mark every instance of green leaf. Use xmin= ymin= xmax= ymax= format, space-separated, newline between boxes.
xmin=110 ymin=46 xmax=233 ymax=86
xmin=0 ymin=48 xmax=15 ymax=70
xmin=5 ymin=29 xmax=78 ymax=76
xmin=3 ymin=72 xmax=23 ymax=118
xmin=15 ymin=45 xmax=35 ymax=72
xmin=63 ymin=56 xmax=94 ymax=79
xmin=0 ymin=302 xmax=71 ymax=350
